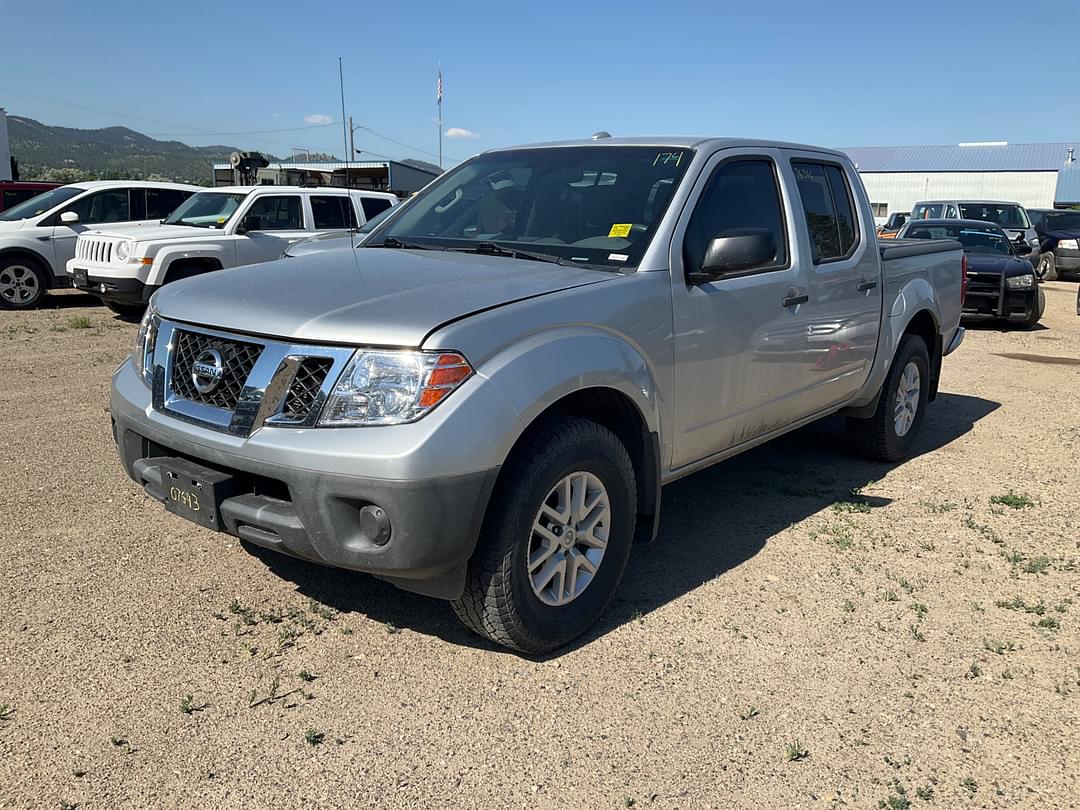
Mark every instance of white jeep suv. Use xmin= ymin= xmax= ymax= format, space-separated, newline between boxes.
xmin=0 ymin=181 xmax=198 ymax=309
xmin=66 ymin=186 xmax=397 ymax=316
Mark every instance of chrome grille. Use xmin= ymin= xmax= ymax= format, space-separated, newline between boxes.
xmin=170 ymin=330 xmax=263 ymax=410
xmin=280 ymin=358 xmax=333 ymax=420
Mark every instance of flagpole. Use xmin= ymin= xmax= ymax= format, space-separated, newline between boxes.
xmin=437 ymin=63 xmax=443 ymax=170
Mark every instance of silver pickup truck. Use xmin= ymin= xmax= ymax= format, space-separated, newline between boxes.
xmin=111 ymin=137 xmax=965 ymax=653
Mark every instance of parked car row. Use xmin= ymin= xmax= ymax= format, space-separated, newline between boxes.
xmin=0 ymin=180 xmax=397 ymax=311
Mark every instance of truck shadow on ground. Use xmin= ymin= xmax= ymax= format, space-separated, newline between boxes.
xmin=249 ymin=392 xmax=1000 ymax=656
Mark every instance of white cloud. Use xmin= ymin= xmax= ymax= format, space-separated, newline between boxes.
xmin=304 ymin=114 xmax=333 ymax=125
xmin=445 ymin=127 xmax=479 ymax=139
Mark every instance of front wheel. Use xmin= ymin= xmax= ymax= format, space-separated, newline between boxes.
xmin=1036 ymin=253 xmax=1057 ymax=281
xmin=847 ymin=333 xmax=930 ymax=462
xmin=452 ymin=417 xmax=637 ymax=654
xmin=1023 ymin=288 xmax=1046 ymax=330
xmin=0 ymin=257 xmax=47 ymax=309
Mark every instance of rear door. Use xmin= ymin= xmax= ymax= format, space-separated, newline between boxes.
xmin=669 ymin=149 xmax=815 ymax=468
xmin=786 ymin=155 xmax=882 ymax=412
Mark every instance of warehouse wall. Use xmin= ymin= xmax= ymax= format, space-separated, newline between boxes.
xmin=859 ymin=171 xmax=1058 ymax=216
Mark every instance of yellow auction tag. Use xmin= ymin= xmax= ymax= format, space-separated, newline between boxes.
xmin=608 ymin=223 xmax=632 ymax=238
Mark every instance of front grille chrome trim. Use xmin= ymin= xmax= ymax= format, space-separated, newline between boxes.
xmin=151 ymin=319 xmax=353 ymax=436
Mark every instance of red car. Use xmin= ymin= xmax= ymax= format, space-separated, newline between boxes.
xmin=0 ymin=181 xmax=62 ymax=213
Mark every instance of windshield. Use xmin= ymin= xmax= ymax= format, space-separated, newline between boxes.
xmin=906 ymin=223 xmax=1012 ymax=255
xmin=164 ymin=192 xmax=248 ymax=228
xmin=1043 ymin=211 xmax=1080 ymax=231
xmin=958 ymin=203 xmax=1030 ymax=229
xmin=0 ymin=186 xmax=84 ymax=221
xmin=368 ymin=145 xmax=695 ymax=267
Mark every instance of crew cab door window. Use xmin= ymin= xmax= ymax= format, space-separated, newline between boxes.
xmin=792 ymin=162 xmax=859 ymax=263
xmin=244 ymin=195 xmax=303 ymax=230
xmin=683 ymin=159 xmax=788 ymax=275
xmin=311 ymin=195 xmax=358 ymax=229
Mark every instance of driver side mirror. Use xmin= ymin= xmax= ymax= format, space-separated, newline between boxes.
xmin=1014 ymin=242 xmax=1032 ymax=256
xmin=236 ymin=215 xmax=262 ymax=234
xmin=60 ymin=211 xmax=80 ymax=225
xmin=688 ymin=230 xmax=776 ymax=283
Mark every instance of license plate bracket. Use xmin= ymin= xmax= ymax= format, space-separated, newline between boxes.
xmin=158 ymin=457 xmax=236 ymax=531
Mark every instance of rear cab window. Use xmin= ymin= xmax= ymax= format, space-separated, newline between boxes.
xmin=311 ymin=195 xmax=358 ymax=229
xmin=792 ymin=161 xmax=859 ymax=263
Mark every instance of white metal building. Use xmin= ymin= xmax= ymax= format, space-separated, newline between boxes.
xmin=842 ymin=142 xmax=1080 ymax=219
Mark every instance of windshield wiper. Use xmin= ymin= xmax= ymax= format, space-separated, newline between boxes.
xmin=451 ymin=241 xmax=594 ymax=268
xmin=366 ymin=236 xmax=438 ymax=250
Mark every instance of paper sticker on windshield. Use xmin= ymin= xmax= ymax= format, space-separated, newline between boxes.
xmin=217 ymin=217 xmax=226 ymax=223
xmin=608 ymin=223 xmax=632 ymax=238
xmin=608 ymin=253 xmax=629 ymax=262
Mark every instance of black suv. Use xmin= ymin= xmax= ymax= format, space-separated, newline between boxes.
xmin=1028 ymin=208 xmax=1080 ymax=281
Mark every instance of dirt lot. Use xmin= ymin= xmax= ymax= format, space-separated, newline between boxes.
xmin=1 ymin=284 xmax=1078 ymax=809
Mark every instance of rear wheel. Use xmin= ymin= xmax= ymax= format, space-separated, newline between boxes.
xmin=1036 ymin=253 xmax=1057 ymax=281
xmin=0 ymin=257 xmax=47 ymax=309
xmin=451 ymin=417 xmax=636 ymax=654
xmin=847 ymin=333 xmax=930 ymax=462
xmin=105 ymin=300 xmax=147 ymax=319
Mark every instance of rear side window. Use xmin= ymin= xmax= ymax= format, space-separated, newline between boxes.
xmin=244 ymin=195 xmax=303 ymax=230
xmin=913 ymin=203 xmax=944 ymax=220
xmin=793 ymin=162 xmax=859 ymax=263
xmin=3 ymin=189 xmax=41 ymax=209
xmin=360 ymin=196 xmax=393 ymax=222
xmin=683 ymin=158 xmax=788 ymax=275
xmin=311 ymin=195 xmax=358 ymax=229
xmin=147 ymin=188 xmax=192 ymax=219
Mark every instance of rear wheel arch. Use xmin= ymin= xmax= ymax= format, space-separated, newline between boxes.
xmin=902 ymin=309 xmax=942 ymax=401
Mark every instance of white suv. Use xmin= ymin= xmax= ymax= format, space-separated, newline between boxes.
xmin=0 ymin=181 xmax=198 ymax=309
xmin=66 ymin=186 xmax=397 ymax=316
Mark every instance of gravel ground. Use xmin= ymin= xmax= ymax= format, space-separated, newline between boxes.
xmin=1 ymin=284 xmax=1078 ymax=809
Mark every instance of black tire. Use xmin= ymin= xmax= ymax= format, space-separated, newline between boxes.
xmin=451 ymin=417 xmax=637 ymax=654
xmin=105 ymin=301 xmax=147 ymax=319
xmin=1036 ymin=253 xmax=1057 ymax=281
xmin=847 ymin=333 xmax=930 ymax=462
xmin=0 ymin=255 xmax=48 ymax=310
xmin=1023 ymin=287 xmax=1046 ymax=330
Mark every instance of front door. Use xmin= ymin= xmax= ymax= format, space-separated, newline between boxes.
xmin=669 ymin=151 xmax=814 ymax=469
xmin=232 ymin=194 xmax=308 ymax=266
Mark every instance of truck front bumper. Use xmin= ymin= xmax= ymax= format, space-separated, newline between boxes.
xmin=111 ymin=359 xmax=513 ymax=599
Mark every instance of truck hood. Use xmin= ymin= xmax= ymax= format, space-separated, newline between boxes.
xmin=966 ymin=254 xmax=1033 ymax=276
xmin=153 ymin=247 xmax=619 ymax=346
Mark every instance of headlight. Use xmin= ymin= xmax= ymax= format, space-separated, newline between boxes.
xmin=1007 ymin=274 xmax=1035 ymax=289
xmin=115 ymin=240 xmax=132 ymax=262
xmin=1057 ymin=238 xmax=1079 ymax=250
xmin=318 ymin=350 xmax=473 ymax=426
xmin=132 ymin=304 xmax=160 ymax=386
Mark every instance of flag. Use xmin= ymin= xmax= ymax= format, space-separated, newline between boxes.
xmin=436 ymin=67 xmax=443 ymax=105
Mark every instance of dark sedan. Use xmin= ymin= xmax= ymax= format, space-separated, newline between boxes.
xmin=899 ymin=219 xmax=1043 ymax=328
xmin=1028 ymin=208 xmax=1080 ymax=281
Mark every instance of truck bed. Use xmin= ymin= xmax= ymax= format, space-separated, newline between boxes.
xmin=879 ymin=237 xmax=963 ymax=261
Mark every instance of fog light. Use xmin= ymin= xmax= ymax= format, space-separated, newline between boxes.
xmin=100 ymin=283 xmax=107 ymax=293
xmin=358 ymin=505 xmax=391 ymax=546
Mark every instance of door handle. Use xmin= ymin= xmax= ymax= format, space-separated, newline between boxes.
xmin=857 ymin=280 xmax=878 ymax=292
xmin=782 ymin=293 xmax=809 ymax=308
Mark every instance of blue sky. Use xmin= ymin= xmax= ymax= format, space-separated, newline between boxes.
xmin=2 ymin=0 xmax=1079 ymax=166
